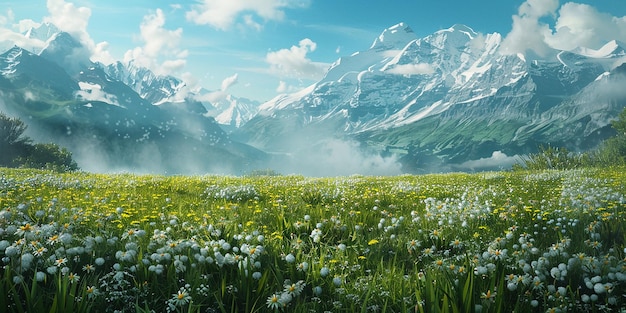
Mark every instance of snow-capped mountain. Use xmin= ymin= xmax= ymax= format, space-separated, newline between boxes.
xmin=238 ymin=22 xmax=626 ymax=172
xmin=104 ymin=61 xmax=186 ymax=105
xmin=0 ymin=25 xmax=266 ymax=174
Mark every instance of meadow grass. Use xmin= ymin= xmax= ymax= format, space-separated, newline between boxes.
xmin=0 ymin=167 xmax=624 ymax=312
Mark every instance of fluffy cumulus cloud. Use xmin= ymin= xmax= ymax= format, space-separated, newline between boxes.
xmin=0 ymin=1 xmax=115 ymax=64
xmin=386 ymin=63 xmax=435 ymax=75
xmin=124 ymin=9 xmax=188 ymax=76
xmin=186 ymin=0 xmax=310 ymax=31
xmin=43 ymin=0 xmax=114 ymax=64
xmin=500 ymin=0 xmax=558 ymax=56
xmin=501 ymin=0 xmax=626 ymax=57
xmin=266 ymin=38 xmax=329 ymax=80
xmin=545 ymin=3 xmax=626 ymax=51
xmin=0 ymin=10 xmax=46 ymax=52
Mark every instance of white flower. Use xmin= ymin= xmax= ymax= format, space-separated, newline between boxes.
xmin=284 ymin=253 xmax=295 ymax=263
xmin=333 ymin=276 xmax=342 ymax=286
xmin=320 ymin=267 xmax=330 ymax=277
xmin=266 ymin=293 xmax=281 ymax=310
xmin=168 ymin=287 xmax=192 ymax=307
xmin=593 ymin=282 xmax=605 ymax=294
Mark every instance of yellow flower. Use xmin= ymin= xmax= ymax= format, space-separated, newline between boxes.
xmin=368 ymin=239 xmax=379 ymax=245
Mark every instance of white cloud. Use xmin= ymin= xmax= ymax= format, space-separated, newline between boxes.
xmin=186 ymin=0 xmax=309 ymax=31
xmin=276 ymin=80 xmax=288 ymax=93
xmin=500 ymin=0 xmax=558 ymax=57
xmin=266 ymin=38 xmax=329 ymax=80
xmin=0 ymin=8 xmax=14 ymax=25
xmin=0 ymin=10 xmax=46 ymax=53
xmin=501 ymin=0 xmax=626 ymax=57
xmin=221 ymin=73 xmax=239 ymax=91
xmin=458 ymin=151 xmax=518 ymax=170
xmin=44 ymin=0 xmax=90 ymax=39
xmin=385 ymin=63 xmax=435 ymax=75
xmin=195 ymin=74 xmax=240 ymax=103
xmin=276 ymin=80 xmax=303 ymax=93
xmin=545 ymin=3 xmax=626 ymax=51
xmin=42 ymin=0 xmax=114 ymax=64
xmin=123 ymin=9 xmax=187 ymax=76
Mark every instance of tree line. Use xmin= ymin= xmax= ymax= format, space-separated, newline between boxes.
xmin=1 ymin=112 xmax=78 ymax=172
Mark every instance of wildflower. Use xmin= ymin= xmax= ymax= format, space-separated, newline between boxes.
xmin=82 ymin=264 xmax=95 ymax=273
xmin=333 ymin=276 xmax=342 ymax=286
xmin=67 ymin=272 xmax=80 ymax=283
xmin=449 ymin=238 xmax=463 ymax=249
xmin=266 ymin=293 xmax=281 ymax=310
xmin=283 ymin=280 xmax=305 ymax=296
xmin=284 ymin=253 xmax=296 ymax=263
xmin=55 ymin=257 xmax=67 ymax=267
xmin=33 ymin=246 xmax=48 ymax=257
xmin=47 ymin=235 xmax=60 ymax=245
xmin=15 ymin=223 xmax=33 ymax=236
xmin=368 ymin=239 xmax=379 ymax=246
xmin=35 ymin=271 xmax=46 ymax=282
xmin=168 ymin=287 xmax=192 ymax=308
xmin=320 ymin=267 xmax=330 ymax=277
xmin=480 ymin=289 xmax=496 ymax=301
xmin=86 ymin=286 xmax=99 ymax=299
xmin=297 ymin=261 xmax=309 ymax=272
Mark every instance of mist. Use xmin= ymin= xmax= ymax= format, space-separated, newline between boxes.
xmin=455 ymin=151 xmax=519 ymax=171
xmin=264 ymin=138 xmax=403 ymax=177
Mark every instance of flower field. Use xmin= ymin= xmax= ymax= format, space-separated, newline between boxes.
xmin=0 ymin=167 xmax=625 ymax=313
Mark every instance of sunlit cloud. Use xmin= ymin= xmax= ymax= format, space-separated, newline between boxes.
xmin=545 ymin=3 xmax=626 ymax=51
xmin=501 ymin=0 xmax=626 ymax=57
xmin=500 ymin=0 xmax=557 ymax=57
xmin=123 ymin=9 xmax=187 ymax=76
xmin=266 ymin=38 xmax=329 ymax=80
xmin=186 ymin=0 xmax=310 ymax=31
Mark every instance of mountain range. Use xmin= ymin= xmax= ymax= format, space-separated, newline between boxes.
xmin=1 ymin=22 xmax=625 ymax=175
xmin=236 ymin=23 xmax=626 ymax=173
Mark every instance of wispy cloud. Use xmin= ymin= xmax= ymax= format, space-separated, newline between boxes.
xmin=186 ymin=0 xmax=310 ymax=31
xmin=266 ymin=38 xmax=330 ymax=80
xmin=196 ymin=73 xmax=239 ymax=102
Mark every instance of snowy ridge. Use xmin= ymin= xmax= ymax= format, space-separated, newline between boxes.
xmin=254 ymin=22 xmax=626 ymax=134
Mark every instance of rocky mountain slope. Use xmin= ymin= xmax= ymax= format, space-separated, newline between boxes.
xmin=236 ymin=23 xmax=626 ymax=172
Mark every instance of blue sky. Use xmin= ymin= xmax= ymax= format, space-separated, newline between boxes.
xmin=1 ymin=0 xmax=626 ymax=102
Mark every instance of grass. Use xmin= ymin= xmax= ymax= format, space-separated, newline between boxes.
xmin=0 ymin=167 xmax=625 ymax=312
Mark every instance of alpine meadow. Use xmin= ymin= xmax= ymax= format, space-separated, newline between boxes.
xmin=0 ymin=167 xmax=625 ymax=312
xmin=2 ymin=1 xmax=626 ymax=312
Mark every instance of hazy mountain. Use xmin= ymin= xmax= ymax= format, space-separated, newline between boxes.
xmin=2 ymin=21 xmax=626 ymax=175
xmin=0 ymin=31 xmax=266 ymax=174
xmin=236 ymin=23 xmax=626 ymax=173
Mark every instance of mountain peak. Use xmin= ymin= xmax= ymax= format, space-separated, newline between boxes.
xmin=370 ymin=22 xmax=417 ymax=51
xmin=24 ymin=22 xmax=60 ymax=42
xmin=443 ymin=24 xmax=477 ymax=38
